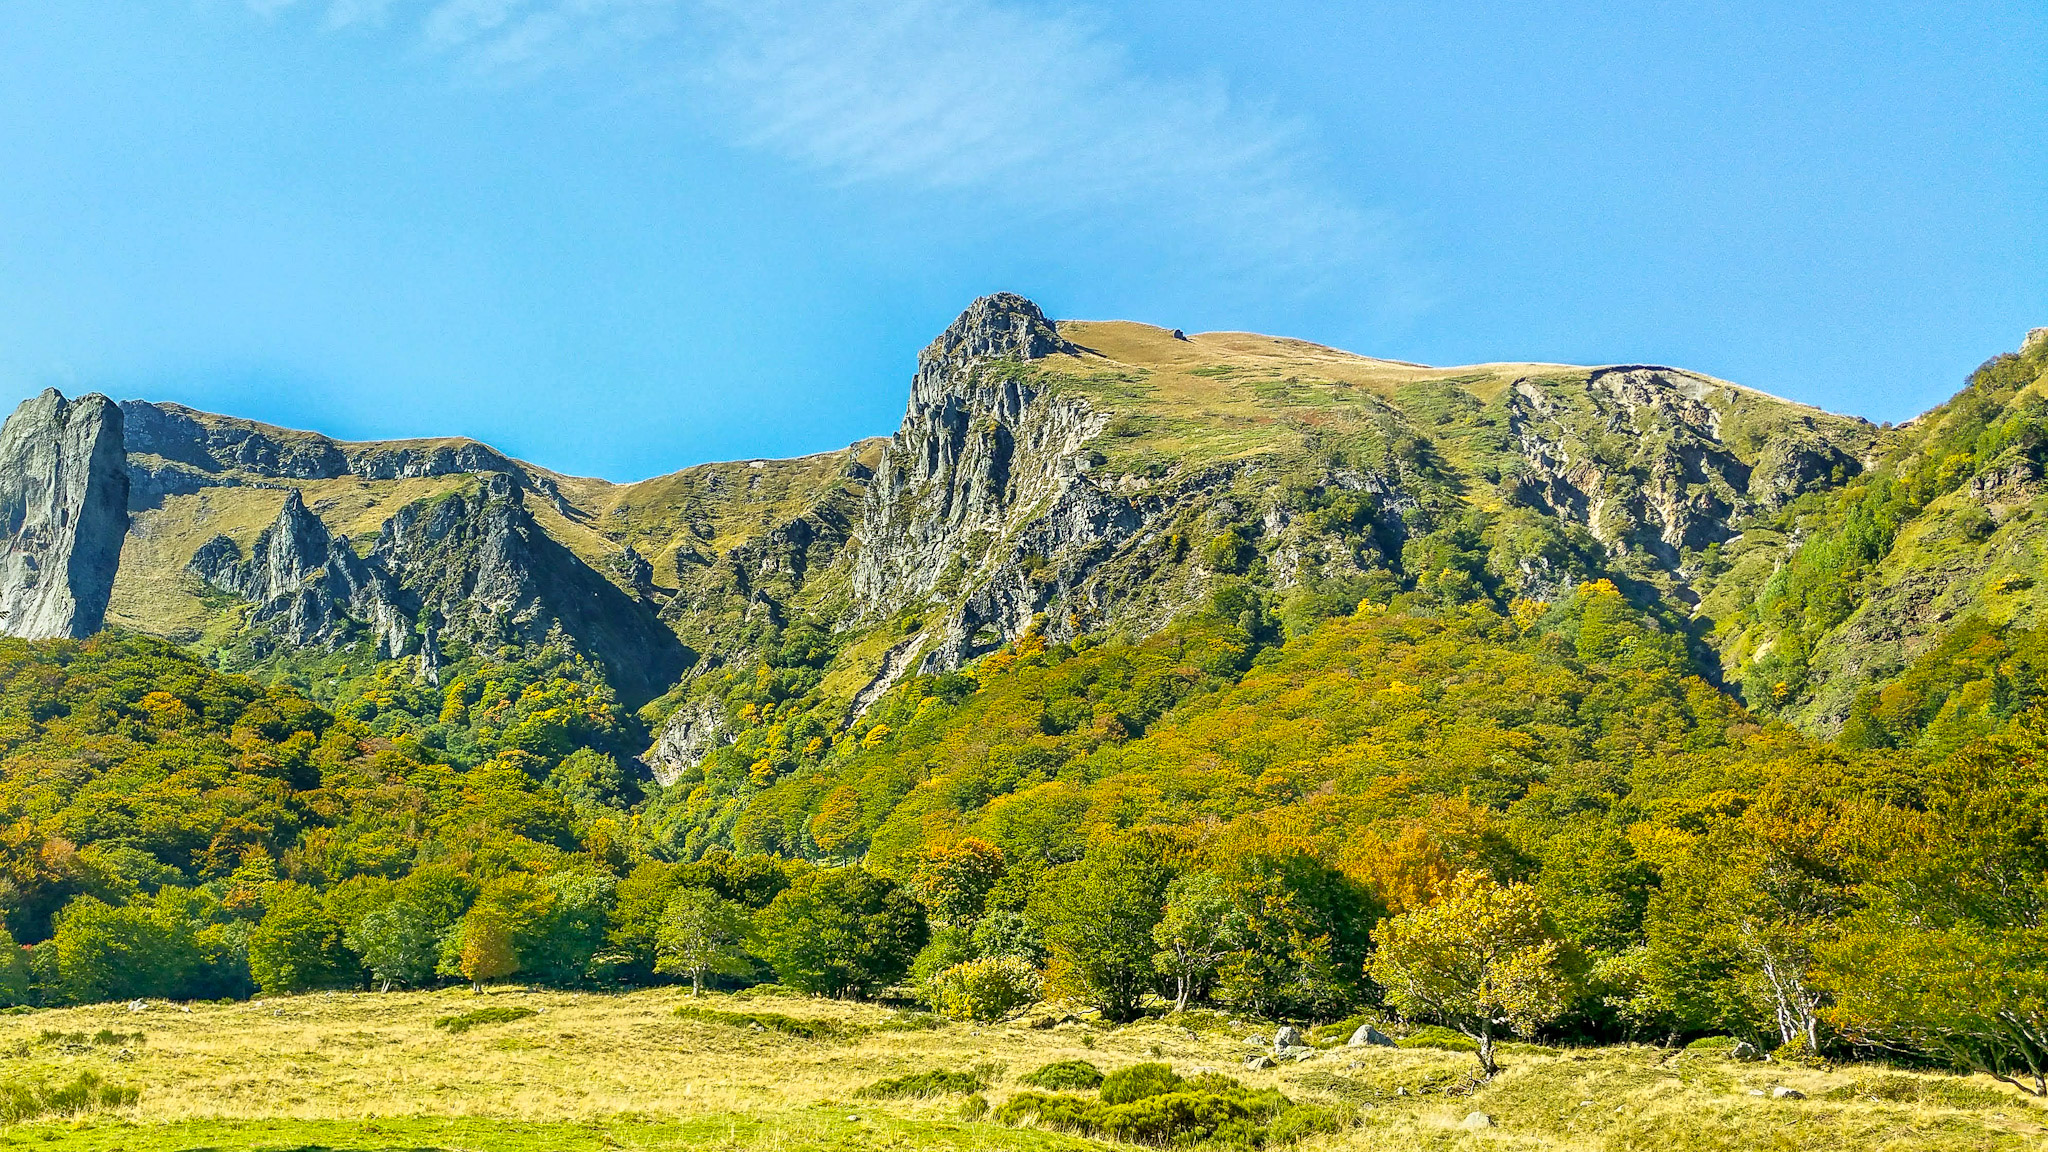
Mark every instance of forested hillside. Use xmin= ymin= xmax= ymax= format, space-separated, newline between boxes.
xmin=0 ymin=302 xmax=2044 ymax=1098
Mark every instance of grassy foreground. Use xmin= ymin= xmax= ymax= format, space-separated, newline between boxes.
xmin=0 ymin=987 xmax=2040 ymax=1151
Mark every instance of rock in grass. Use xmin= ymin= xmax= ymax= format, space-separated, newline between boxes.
xmin=1273 ymin=1025 xmax=1305 ymax=1050
xmin=1771 ymin=1086 xmax=1805 ymax=1100
xmin=1245 ymin=1054 xmax=1276 ymax=1070
xmin=1348 ymin=1024 xmax=1397 ymax=1048
xmin=1462 ymin=1111 xmax=1495 ymax=1129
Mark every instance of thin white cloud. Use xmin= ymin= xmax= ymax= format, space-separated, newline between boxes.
xmin=252 ymin=0 xmax=1409 ymax=295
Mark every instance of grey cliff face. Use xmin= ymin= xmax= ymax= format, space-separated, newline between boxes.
xmin=0 ymin=389 xmax=130 ymax=639
xmin=648 ymin=695 xmax=732 ymax=786
xmin=851 ymin=294 xmax=1116 ymax=667
xmin=1506 ymin=366 xmax=1862 ymax=569
xmin=372 ymin=473 xmax=691 ymax=706
xmin=191 ymin=474 xmax=690 ymax=705
xmin=188 ymin=489 xmax=411 ymax=657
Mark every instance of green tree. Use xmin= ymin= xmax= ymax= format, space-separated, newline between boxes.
xmin=910 ymin=839 xmax=1007 ymax=929
xmin=248 ymin=884 xmax=353 ymax=994
xmin=50 ymin=895 xmax=201 ymax=1003
xmin=654 ymin=887 xmax=752 ymax=995
xmin=1368 ymin=872 xmax=1573 ymax=1075
xmin=347 ymin=900 xmax=445 ymax=992
xmin=1818 ymin=731 xmax=2048 ymax=1092
xmin=0 ymin=925 xmax=26 ymax=1007
xmin=1213 ymin=847 xmax=1377 ymax=1021
xmin=1825 ymin=913 xmax=2048 ymax=1095
xmin=1151 ymin=873 xmax=1240 ymax=1013
xmin=1033 ymin=837 xmax=1173 ymax=1022
xmin=753 ymin=867 xmax=926 ymax=998
xmin=454 ymin=909 xmax=519 ymax=992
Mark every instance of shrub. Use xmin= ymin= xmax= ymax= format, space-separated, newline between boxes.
xmin=999 ymin=1078 xmax=1305 ymax=1147
xmin=958 ymin=1093 xmax=991 ymax=1120
xmin=672 ymin=1005 xmax=849 ymax=1040
xmin=1683 ymin=1035 xmax=1739 ymax=1052
xmin=1397 ymin=1025 xmax=1477 ymax=1053
xmin=1020 ymin=1060 xmax=1103 ymax=1091
xmin=927 ymin=957 xmax=1043 ymax=1022
xmin=857 ymin=1067 xmax=993 ymax=1098
xmin=0 ymin=1071 xmax=138 ymax=1122
xmin=1101 ymin=1062 xmax=1185 ymax=1104
xmin=1820 ymin=1075 xmax=2011 ymax=1109
xmin=433 ymin=1006 xmax=538 ymax=1033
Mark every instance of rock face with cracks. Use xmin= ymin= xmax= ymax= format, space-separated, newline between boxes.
xmin=0 ymin=389 xmax=129 ymax=640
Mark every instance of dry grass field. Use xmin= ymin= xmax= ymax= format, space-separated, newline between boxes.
xmin=0 ymin=986 xmax=2040 ymax=1151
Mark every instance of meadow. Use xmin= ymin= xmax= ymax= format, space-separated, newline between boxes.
xmin=0 ymin=986 xmax=2038 ymax=1152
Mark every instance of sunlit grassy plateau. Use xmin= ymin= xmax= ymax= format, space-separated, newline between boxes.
xmin=0 ymin=986 xmax=2039 ymax=1151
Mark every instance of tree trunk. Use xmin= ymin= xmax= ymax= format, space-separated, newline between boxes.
xmin=1174 ymin=976 xmax=1189 ymax=1014
xmin=1476 ymin=1021 xmax=1497 ymax=1076
xmin=472 ymin=980 xmax=482 ymax=994
xmin=692 ymin=971 xmax=702 ymax=997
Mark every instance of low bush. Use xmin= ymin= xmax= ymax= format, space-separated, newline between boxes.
xmin=434 ymin=1006 xmax=538 ymax=1033
xmin=999 ymin=1077 xmax=1319 ymax=1148
xmin=1101 ymin=1062 xmax=1185 ymax=1103
xmin=672 ymin=1005 xmax=848 ymax=1040
xmin=1684 ymin=1035 xmax=1739 ymax=1052
xmin=1397 ymin=1025 xmax=1476 ymax=1053
xmin=926 ymin=957 xmax=1043 ymax=1022
xmin=30 ymin=1029 xmax=144 ymax=1051
xmin=958 ymin=1093 xmax=991 ymax=1120
xmin=872 ymin=1010 xmax=943 ymax=1032
xmin=0 ymin=1071 xmax=138 ymax=1122
xmin=857 ymin=1066 xmax=994 ymax=1098
xmin=1821 ymin=1075 xmax=2011 ymax=1110
xmin=1020 ymin=1059 xmax=1103 ymax=1090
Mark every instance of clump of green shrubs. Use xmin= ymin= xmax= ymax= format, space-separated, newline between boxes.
xmin=0 ymin=1071 xmax=139 ymax=1122
xmin=1821 ymin=1075 xmax=2010 ymax=1110
xmin=857 ymin=1066 xmax=995 ymax=1098
xmin=29 ymin=1029 xmax=144 ymax=1051
xmin=1396 ymin=1025 xmax=1476 ymax=1053
xmin=998 ymin=1061 xmax=1346 ymax=1147
xmin=1101 ymin=1062 xmax=1187 ymax=1104
xmin=926 ymin=957 xmax=1043 ymax=1021
xmin=1020 ymin=1060 xmax=1103 ymax=1090
xmin=434 ymin=1006 xmax=538 ymax=1033
xmin=672 ymin=1005 xmax=849 ymax=1040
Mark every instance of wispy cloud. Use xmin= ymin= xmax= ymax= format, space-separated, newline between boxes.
xmin=253 ymin=0 xmax=1408 ymax=296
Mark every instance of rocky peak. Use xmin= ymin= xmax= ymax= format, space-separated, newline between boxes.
xmin=0 ymin=389 xmax=129 ymax=639
xmin=853 ymin=295 xmax=1105 ymax=622
xmin=908 ymin=293 xmax=1076 ymax=409
xmin=2024 ymin=327 xmax=2048 ymax=357
xmin=189 ymin=488 xmax=411 ymax=657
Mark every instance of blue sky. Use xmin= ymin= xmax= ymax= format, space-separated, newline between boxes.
xmin=0 ymin=1 xmax=2042 ymax=481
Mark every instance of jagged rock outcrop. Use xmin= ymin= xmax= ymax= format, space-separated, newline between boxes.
xmin=188 ymin=474 xmax=691 ymax=704
xmin=188 ymin=489 xmax=411 ymax=656
xmin=852 ymin=293 xmax=1131 ymax=670
xmin=372 ymin=474 xmax=691 ymax=706
xmin=0 ymin=390 xmax=130 ymax=639
xmin=648 ymin=696 xmax=732 ymax=786
xmin=1506 ymin=367 xmax=1865 ymax=566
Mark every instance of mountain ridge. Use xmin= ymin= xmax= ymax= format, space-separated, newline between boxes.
xmin=0 ymin=294 xmax=2038 ymax=795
